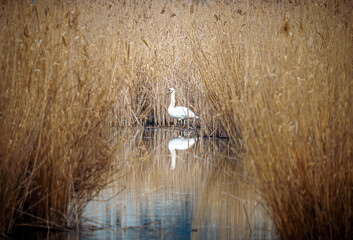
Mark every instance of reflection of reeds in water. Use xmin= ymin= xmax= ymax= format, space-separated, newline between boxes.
xmin=83 ymin=128 xmax=272 ymax=239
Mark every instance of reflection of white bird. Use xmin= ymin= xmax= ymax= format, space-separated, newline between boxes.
xmin=167 ymin=88 xmax=199 ymax=126
xmin=168 ymin=136 xmax=197 ymax=170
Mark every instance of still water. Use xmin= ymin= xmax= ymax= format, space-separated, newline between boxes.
xmin=16 ymin=128 xmax=274 ymax=239
xmin=79 ymin=128 xmax=273 ymax=240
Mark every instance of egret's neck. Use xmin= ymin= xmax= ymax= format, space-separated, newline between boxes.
xmin=169 ymin=92 xmax=175 ymax=109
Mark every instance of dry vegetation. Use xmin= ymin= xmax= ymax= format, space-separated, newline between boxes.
xmin=193 ymin=1 xmax=353 ymax=239
xmin=0 ymin=0 xmax=352 ymax=239
xmin=0 ymin=0 xmax=121 ymax=235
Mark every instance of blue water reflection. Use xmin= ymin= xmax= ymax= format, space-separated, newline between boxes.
xmin=78 ymin=128 xmax=273 ymax=240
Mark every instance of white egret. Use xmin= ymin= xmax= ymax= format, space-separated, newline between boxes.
xmin=167 ymin=88 xmax=198 ymax=127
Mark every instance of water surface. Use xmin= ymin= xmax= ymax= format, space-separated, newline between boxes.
xmin=79 ymin=128 xmax=273 ymax=239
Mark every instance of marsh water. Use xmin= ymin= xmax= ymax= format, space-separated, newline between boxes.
xmin=15 ymin=128 xmax=273 ymax=240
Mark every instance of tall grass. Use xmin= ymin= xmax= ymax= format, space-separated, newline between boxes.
xmin=193 ymin=1 xmax=353 ymax=239
xmin=0 ymin=0 xmax=121 ymax=235
xmin=76 ymin=0 xmax=227 ymax=135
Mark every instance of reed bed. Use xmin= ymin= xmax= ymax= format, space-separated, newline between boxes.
xmin=0 ymin=0 xmax=122 ymax=235
xmin=193 ymin=1 xmax=353 ymax=239
xmin=73 ymin=0 xmax=227 ymax=135
xmin=1 ymin=0 xmax=352 ymax=239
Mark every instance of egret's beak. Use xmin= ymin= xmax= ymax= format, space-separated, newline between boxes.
xmin=167 ymin=89 xmax=171 ymax=94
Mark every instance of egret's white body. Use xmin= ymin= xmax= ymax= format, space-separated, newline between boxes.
xmin=167 ymin=88 xmax=198 ymax=123
xmin=168 ymin=136 xmax=197 ymax=170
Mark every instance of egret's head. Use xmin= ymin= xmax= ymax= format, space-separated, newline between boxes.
xmin=167 ymin=88 xmax=175 ymax=94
